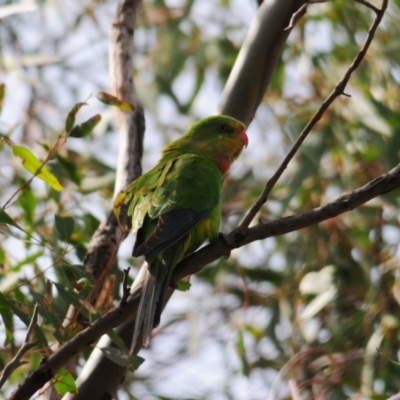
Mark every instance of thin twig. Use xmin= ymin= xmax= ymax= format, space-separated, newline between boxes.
xmin=285 ymin=2 xmax=308 ymax=30
xmin=237 ymin=0 xmax=388 ymax=234
xmin=0 ymin=304 xmax=39 ymax=389
xmin=353 ymin=0 xmax=380 ymax=14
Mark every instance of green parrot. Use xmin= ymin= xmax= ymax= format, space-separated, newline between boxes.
xmin=114 ymin=115 xmax=248 ymax=348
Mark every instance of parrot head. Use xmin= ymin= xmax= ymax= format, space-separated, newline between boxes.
xmin=170 ymin=115 xmax=248 ymax=174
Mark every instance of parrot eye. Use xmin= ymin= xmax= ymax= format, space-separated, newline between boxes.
xmin=217 ymin=123 xmax=228 ymax=133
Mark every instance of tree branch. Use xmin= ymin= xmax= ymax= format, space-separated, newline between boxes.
xmin=215 ymin=0 xmax=307 ymax=126
xmin=84 ymin=0 xmax=144 ymax=282
xmin=237 ymin=0 xmax=389 ymax=233
xmin=9 ymin=159 xmax=400 ymax=400
xmin=0 ymin=304 xmax=39 ymax=389
xmin=173 ymin=161 xmax=400 ymax=280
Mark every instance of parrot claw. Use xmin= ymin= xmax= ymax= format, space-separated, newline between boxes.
xmin=218 ymin=233 xmax=235 ymax=259
xmin=219 ymin=232 xmax=235 ymax=248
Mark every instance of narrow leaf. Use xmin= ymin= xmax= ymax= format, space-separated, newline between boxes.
xmin=236 ymin=329 xmax=250 ymax=377
xmin=16 ymin=185 xmax=36 ymax=224
xmin=97 ymin=91 xmax=135 ymax=112
xmin=107 ymin=330 xmax=129 ymax=352
xmin=52 ymin=282 xmax=83 ymax=311
xmin=68 ymin=115 xmax=101 ymax=138
xmin=0 ymin=291 xmax=14 ymax=345
xmin=80 ymin=114 xmax=101 ymax=137
xmin=100 ymin=347 xmax=144 ymax=370
xmin=12 ymin=145 xmax=63 ymax=191
xmin=54 ymin=215 xmax=74 ymax=242
xmin=68 ymin=125 xmax=82 ymax=138
xmin=56 ymin=154 xmax=83 ymax=185
xmin=65 ymin=102 xmax=87 ymax=132
xmin=0 ymin=208 xmax=24 ymax=231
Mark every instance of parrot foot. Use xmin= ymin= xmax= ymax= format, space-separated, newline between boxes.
xmin=218 ymin=232 xmax=235 ymax=259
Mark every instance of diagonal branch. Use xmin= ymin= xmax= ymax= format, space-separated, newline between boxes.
xmin=8 ymin=159 xmax=400 ymax=400
xmin=173 ymin=161 xmax=400 ymax=280
xmin=237 ymin=0 xmax=389 ymax=233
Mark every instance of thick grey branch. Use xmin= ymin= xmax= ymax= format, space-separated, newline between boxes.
xmin=84 ymin=0 xmax=144 ymax=282
xmin=216 ymin=0 xmax=307 ymax=126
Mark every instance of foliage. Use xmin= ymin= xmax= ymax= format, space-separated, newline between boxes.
xmin=1 ymin=0 xmax=400 ymax=399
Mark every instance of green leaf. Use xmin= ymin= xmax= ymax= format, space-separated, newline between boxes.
xmin=236 ymin=329 xmax=249 ymax=377
xmin=15 ymin=185 xmax=36 ymax=224
xmin=56 ymin=154 xmax=83 ymax=186
xmin=52 ymin=282 xmax=82 ymax=310
xmin=65 ymin=102 xmax=87 ymax=132
xmin=53 ymin=282 xmax=97 ymax=320
xmin=82 ymin=213 xmax=100 ymax=237
xmin=54 ymin=215 xmax=74 ymax=241
xmin=96 ymin=91 xmax=135 ymax=112
xmin=100 ymin=346 xmax=144 ymax=370
xmin=0 ymin=209 xmax=24 ymax=232
xmin=0 ymin=291 xmax=14 ymax=345
xmin=53 ymin=368 xmax=77 ymax=396
xmin=176 ymin=280 xmax=191 ymax=291
xmin=29 ymin=290 xmax=64 ymax=343
xmin=68 ymin=125 xmax=82 ymax=138
xmin=69 ymin=115 xmax=101 ymax=138
xmin=12 ymin=145 xmax=63 ymax=191
xmin=106 ymin=330 xmax=129 ymax=353
xmin=80 ymin=114 xmax=101 ymax=137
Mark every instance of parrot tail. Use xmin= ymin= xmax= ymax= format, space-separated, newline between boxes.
xmin=131 ymin=259 xmax=168 ymax=350
xmin=131 ymin=251 xmax=179 ymax=352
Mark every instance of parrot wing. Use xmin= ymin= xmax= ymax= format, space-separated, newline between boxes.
xmin=133 ymin=208 xmax=209 ymax=260
xmin=132 ymin=153 xmax=222 ymax=261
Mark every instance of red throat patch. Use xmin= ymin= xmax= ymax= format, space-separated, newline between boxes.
xmin=217 ymin=158 xmax=230 ymax=174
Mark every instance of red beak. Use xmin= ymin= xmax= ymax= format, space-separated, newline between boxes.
xmin=239 ymin=131 xmax=249 ymax=148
